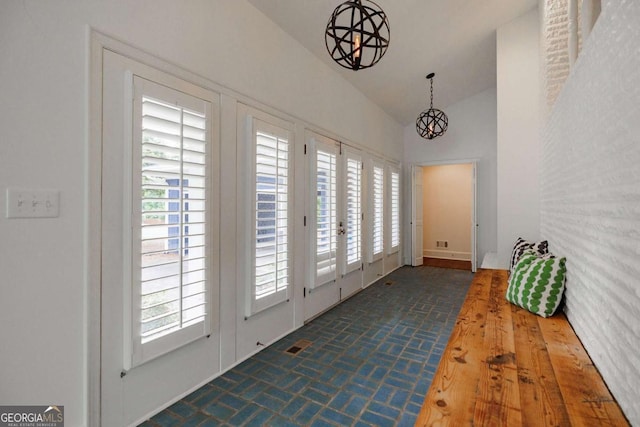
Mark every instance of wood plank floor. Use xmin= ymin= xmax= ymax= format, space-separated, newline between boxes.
xmin=416 ymin=269 xmax=629 ymax=427
xmin=423 ymin=257 xmax=471 ymax=271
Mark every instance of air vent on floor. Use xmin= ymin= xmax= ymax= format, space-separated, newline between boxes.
xmin=285 ymin=339 xmax=312 ymax=355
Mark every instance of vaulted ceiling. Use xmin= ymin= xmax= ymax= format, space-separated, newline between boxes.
xmin=247 ymin=0 xmax=537 ymax=126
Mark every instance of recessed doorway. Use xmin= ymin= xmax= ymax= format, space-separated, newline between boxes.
xmin=411 ymin=162 xmax=477 ymax=272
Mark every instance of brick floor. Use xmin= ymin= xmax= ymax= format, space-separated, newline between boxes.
xmin=139 ymin=266 xmax=472 ymax=426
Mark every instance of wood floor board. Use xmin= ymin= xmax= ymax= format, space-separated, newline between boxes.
xmin=423 ymin=257 xmax=471 ymax=271
xmin=511 ymin=303 xmax=571 ymax=426
xmin=473 ymin=270 xmax=522 ymax=426
xmin=538 ymin=315 xmax=629 ymax=427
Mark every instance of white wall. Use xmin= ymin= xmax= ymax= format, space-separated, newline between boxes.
xmin=496 ymin=7 xmax=541 ymax=268
xmin=539 ymin=0 xmax=570 ymax=112
xmin=0 ymin=1 xmax=402 ymax=425
xmin=404 ymin=88 xmax=498 ymax=266
xmin=541 ymin=1 xmax=640 ymax=422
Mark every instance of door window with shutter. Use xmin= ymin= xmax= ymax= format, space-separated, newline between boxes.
xmin=369 ymin=161 xmax=384 ymax=262
xmin=249 ymin=119 xmax=291 ymax=315
xmin=309 ymin=138 xmax=339 ymax=289
xmin=131 ymin=76 xmax=213 ymax=367
xmin=389 ymin=167 xmax=400 ymax=253
xmin=344 ymin=151 xmax=362 ymax=273
xmin=315 ymin=149 xmax=338 ymax=286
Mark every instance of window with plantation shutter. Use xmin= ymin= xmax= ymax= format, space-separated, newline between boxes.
xmin=131 ymin=76 xmax=214 ymax=367
xmin=314 ymin=147 xmax=338 ymax=286
xmin=390 ymin=169 xmax=400 ymax=252
xmin=250 ymin=119 xmax=291 ymax=315
xmin=370 ymin=162 xmax=384 ymax=262
xmin=344 ymin=152 xmax=362 ymax=273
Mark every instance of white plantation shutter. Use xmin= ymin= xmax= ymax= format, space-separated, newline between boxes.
xmin=251 ymin=119 xmax=291 ymax=314
xmin=344 ymin=152 xmax=362 ymax=273
xmin=370 ymin=162 xmax=384 ymax=262
xmin=390 ymin=169 xmax=400 ymax=252
xmin=315 ymin=147 xmax=338 ymax=286
xmin=131 ymin=76 xmax=214 ymax=367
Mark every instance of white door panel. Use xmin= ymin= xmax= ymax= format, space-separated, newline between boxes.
xmin=235 ymin=107 xmax=296 ymax=360
xmin=305 ymin=133 xmax=340 ymax=320
xmin=100 ymin=50 xmax=221 ymax=426
xmin=340 ymin=148 xmax=364 ymax=298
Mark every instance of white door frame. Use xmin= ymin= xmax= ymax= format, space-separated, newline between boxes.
xmin=411 ymin=165 xmax=423 ymax=266
xmin=410 ymin=159 xmax=478 ymax=272
xmin=471 ymin=162 xmax=478 ymax=272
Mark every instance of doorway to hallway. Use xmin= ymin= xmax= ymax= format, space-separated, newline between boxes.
xmin=411 ymin=162 xmax=477 ymax=272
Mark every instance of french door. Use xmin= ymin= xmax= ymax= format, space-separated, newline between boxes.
xmin=305 ymin=132 xmax=363 ymax=321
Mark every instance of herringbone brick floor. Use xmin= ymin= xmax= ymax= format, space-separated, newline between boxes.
xmin=140 ymin=266 xmax=472 ymax=426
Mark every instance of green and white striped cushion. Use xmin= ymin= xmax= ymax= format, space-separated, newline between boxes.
xmin=506 ymin=251 xmax=567 ymax=317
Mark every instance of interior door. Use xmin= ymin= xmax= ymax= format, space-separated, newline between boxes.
xmin=304 ymin=133 xmax=363 ymax=320
xmin=411 ymin=165 xmax=424 ymax=266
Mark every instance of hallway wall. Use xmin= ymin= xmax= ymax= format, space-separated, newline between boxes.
xmin=496 ymin=7 xmax=541 ymax=268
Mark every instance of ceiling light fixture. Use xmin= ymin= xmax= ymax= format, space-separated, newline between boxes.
xmin=416 ymin=73 xmax=448 ymax=140
xmin=325 ymin=0 xmax=390 ymax=71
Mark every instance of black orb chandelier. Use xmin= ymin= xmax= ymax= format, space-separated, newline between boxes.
xmin=416 ymin=73 xmax=448 ymax=140
xmin=325 ymin=0 xmax=390 ymax=71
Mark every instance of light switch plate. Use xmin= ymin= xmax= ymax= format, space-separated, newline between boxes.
xmin=6 ymin=188 xmax=60 ymax=218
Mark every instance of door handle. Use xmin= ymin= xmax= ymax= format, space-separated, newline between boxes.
xmin=338 ymin=221 xmax=346 ymax=235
